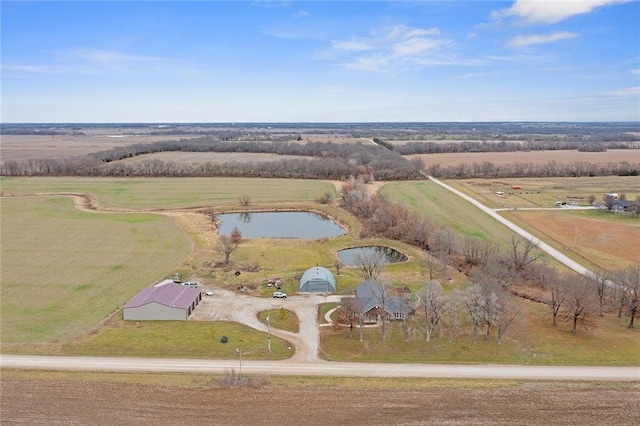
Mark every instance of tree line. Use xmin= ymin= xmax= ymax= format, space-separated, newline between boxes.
xmin=0 ymin=139 xmax=424 ymax=181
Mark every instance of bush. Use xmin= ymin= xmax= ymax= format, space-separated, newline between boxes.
xmin=220 ymin=335 xmax=228 ymax=344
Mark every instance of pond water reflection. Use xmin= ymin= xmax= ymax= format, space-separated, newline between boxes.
xmin=337 ymin=246 xmax=408 ymax=266
xmin=217 ymin=212 xmax=344 ymax=239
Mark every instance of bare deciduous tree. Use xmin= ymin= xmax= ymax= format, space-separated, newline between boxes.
xmin=547 ymin=270 xmax=568 ymax=326
xmin=239 ymin=195 xmax=251 ymax=206
xmin=422 ymin=255 xmax=446 ymax=281
xmin=204 ymin=206 xmax=217 ymax=225
xmin=215 ymin=235 xmax=238 ymax=265
xmin=353 ymin=250 xmax=386 ymax=281
xmin=418 ymin=280 xmax=447 ymax=342
xmin=615 ymin=264 xmax=640 ymax=328
xmin=587 ymin=270 xmax=610 ymax=317
xmin=462 ymin=236 xmax=498 ymax=267
xmin=463 ymin=283 xmax=486 ymax=344
xmin=333 ymin=259 xmax=345 ymax=275
xmin=230 ymin=227 xmax=242 ymax=245
xmin=509 ymin=236 xmax=544 ymax=272
xmin=562 ymin=278 xmax=595 ymax=334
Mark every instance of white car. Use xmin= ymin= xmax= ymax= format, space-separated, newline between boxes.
xmin=273 ymin=291 xmax=287 ymax=299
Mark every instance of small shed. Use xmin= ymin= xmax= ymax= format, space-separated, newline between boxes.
xmin=123 ymin=283 xmax=202 ymax=320
xmin=511 ymin=185 xmax=522 ymax=190
xmin=299 ymin=266 xmax=336 ymax=293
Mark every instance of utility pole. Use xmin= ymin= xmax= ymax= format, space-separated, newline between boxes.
xmin=235 ymin=348 xmax=242 ymax=380
xmin=267 ymin=313 xmax=271 ymax=352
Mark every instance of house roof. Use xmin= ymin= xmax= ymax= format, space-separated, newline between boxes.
xmin=124 ymin=283 xmax=200 ymax=310
xmin=352 ymin=280 xmax=412 ymax=315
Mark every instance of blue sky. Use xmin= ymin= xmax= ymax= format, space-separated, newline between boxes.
xmin=2 ymin=0 xmax=639 ymax=122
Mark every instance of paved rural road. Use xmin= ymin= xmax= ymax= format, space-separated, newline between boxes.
xmin=427 ymin=176 xmax=595 ymax=278
xmin=2 ymin=354 xmax=639 ymax=381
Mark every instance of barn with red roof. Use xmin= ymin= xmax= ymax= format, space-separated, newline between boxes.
xmin=123 ymin=283 xmax=202 ymax=320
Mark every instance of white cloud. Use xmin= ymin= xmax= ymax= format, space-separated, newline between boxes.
xmin=605 ymin=86 xmax=640 ymax=96
xmin=507 ymin=31 xmax=579 ymax=47
xmin=332 ymin=41 xmax=374 ymax=52
xmin=492 ymin=0 xmax=628 ymax=25
xmin=630 ymin=68 xmax=640 ymax=75
xmin=392 ymin=38 xmax=439 ymax=56
xmin=293 ymin=10 xmax=309 ymax=18
xmin=326 ymin=25 xmax=449 ymax=72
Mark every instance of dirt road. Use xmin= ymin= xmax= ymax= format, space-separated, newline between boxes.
xmin=2 ymin=354 xmax=638 ymax=381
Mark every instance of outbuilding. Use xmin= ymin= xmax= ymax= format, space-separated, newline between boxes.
xmin=299 ymin=266 xmax=336 ymax=293
xmin=123 ymin=283 xmax=202 ymax=320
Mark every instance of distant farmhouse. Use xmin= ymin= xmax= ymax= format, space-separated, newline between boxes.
xmin=123 ymin=282 xmax=202 ymax=320
xmin=612 ymin=200 xmax=640 ymax=213
xmin=299 ymin=266 xmax=336 ymax=293
xmin=346 ymin=280 xmax=413 ymax=323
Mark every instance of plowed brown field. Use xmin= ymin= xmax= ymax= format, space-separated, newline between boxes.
xmin=2 ymin=378 xmax=639 ymax=425
xmin=509 ymin=211 xmax=640 ymax=269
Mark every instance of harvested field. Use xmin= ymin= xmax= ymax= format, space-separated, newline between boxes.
xmin=2 ymin=376 xmax=638 ymax=425
xmin=0 ymin=134 xmax=203 ymax=162
xmin=409 ymin=149 xmax=639 ymax=167
xmin=507 ymin=210 xmax=640 ymax=270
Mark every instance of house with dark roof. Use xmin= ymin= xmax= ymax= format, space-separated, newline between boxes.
xmin=612 ymin=200 xmax=639 ymax=213
xmin=345 ymin=280 xmax=413 ymax=323
xmin=299 ymin=266 xmax=336 ymax=293
xmin=123 ymin=283 xmax=202 ymax=320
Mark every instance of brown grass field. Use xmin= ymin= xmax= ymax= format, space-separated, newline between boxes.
xmin=2 ymin=372 xmax=639 ymax=425
xmin=506 ymin=210 xmax=640 ymax=270
xmin=409 ymin=149 xmax=640 ymax=166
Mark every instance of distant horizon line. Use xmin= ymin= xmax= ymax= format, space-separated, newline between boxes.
xmin=3 ymin=120 xmax=639 ymax=125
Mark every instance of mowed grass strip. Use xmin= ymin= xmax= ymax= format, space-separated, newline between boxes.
xmin=379 ymin=180 xmax=517 ymax=245
xmin=0 ymin=177 xmax=336 ymax=209
xmin=1 ymin=196 xmax=190 ymax=343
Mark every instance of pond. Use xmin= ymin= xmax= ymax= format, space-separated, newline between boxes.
xmin=337 ymin=246 xmax=408 ymax=266
xmin=217 ymin=212 xmax=345 ymax=239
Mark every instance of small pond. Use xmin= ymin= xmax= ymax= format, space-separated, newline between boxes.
xmin=217 ymin=212 xmax=344 ymax=239
xmin=337 ymin=246 xmax=408 ymax=266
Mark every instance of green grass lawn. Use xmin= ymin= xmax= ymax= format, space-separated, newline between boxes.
xmin=379 ymin=180 xmax=518 ymax=246
xmin=321 ymin=298 xmax=640 ymax=366
xmin=1 ymin=196 xmax=190 ymax=343
xmin=0 ymin=177 xmax=337 ymax=209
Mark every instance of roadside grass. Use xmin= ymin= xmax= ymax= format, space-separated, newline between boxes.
xmin=1 ymin=196 xmax=190 ymax=343
xmin=1 ymin=316 xmax=292 ymax=360
xmin=321 ymin=298 xmax=640 ymax=366
xmin=7 ymin=369 xmax=583 ymax=390
xmin=0 ymin=177 xmax=336 ymax=209
xmin=258 ymin=309 xmax=299 ymax=333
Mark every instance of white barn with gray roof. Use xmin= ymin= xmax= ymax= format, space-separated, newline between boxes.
xmin=123 ymin=283 xmax=202 ymax=320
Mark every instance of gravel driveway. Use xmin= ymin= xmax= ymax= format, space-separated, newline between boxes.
xmin=190 ymin=288 xmax=342 ymax=362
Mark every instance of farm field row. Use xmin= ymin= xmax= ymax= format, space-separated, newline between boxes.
xmin=0 ymin=177 xmax=336 ymax=209
xmin=409 ymin=149 xmax=640 ymax=167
